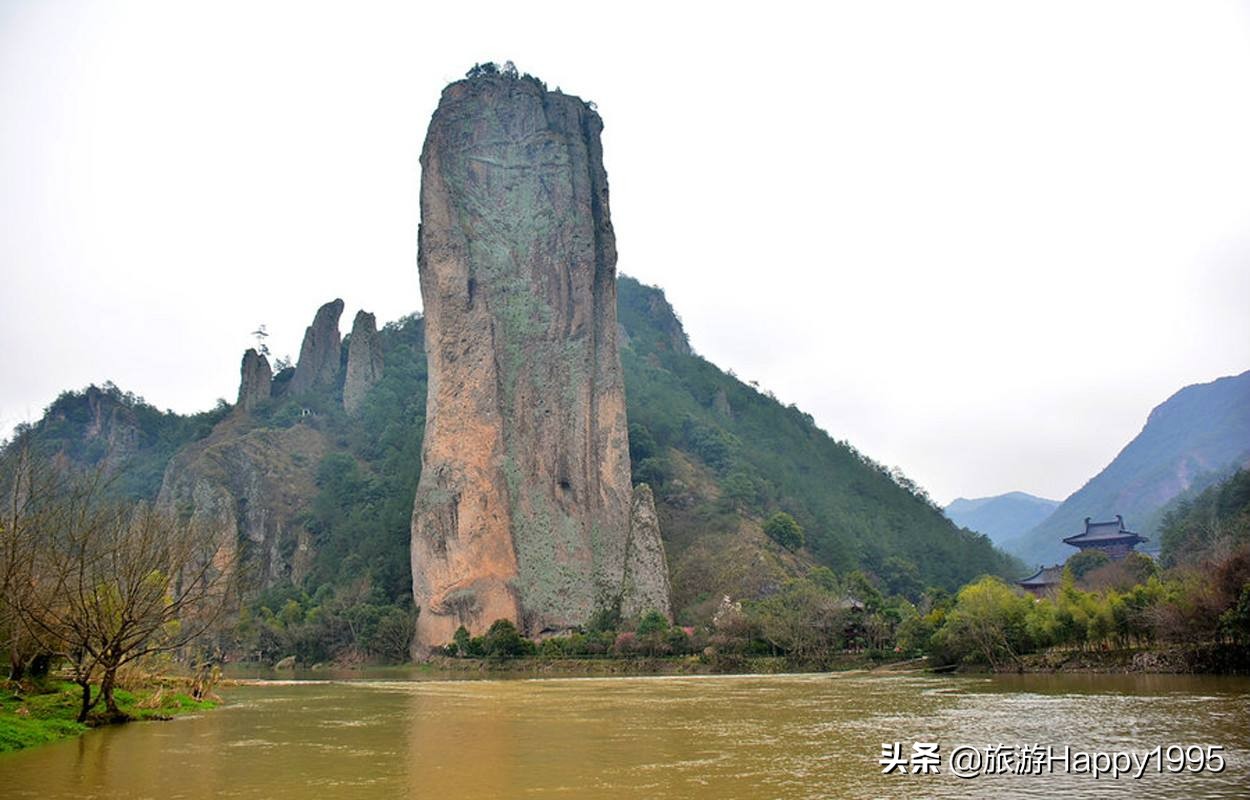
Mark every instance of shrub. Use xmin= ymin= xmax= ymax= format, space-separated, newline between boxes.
xmin=763 ymin=512 xmax=804 ymax=551
xmin=612 ymin=631 xmax=638 ymax=656
xmin=481 ymin=619 xmax=534 ymax=659
xmin=637 ymin=610 xmax=669 ymax=636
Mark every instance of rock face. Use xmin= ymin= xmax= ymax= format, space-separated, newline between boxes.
xmin=621 ymin=484 xmax=672 ymax=619
xmin=157 ymin=420 xmax=326 ymax=588
xmin=410 ymin=74 xmax=671 ymax=650
xmin=290 ymin=299 xmax=345 ymax=394
xmin=343 ymin=311 xmax=383 ymax=415
xmin=237 ymin=348 xmax=272 ymax=412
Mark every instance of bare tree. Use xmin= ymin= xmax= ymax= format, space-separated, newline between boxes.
xmin=1 ymin=442 xmax=69 ymax=681
xmin=3 ymin=446 xmax=111 ymax=705
xmin=6 ymin=452 xmax=237 ymax=721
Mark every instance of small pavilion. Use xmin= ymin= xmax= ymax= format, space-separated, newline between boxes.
xmin=1016 ymin=565 xmax=1063 ymax=597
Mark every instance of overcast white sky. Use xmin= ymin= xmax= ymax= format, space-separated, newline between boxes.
xmin=3 ymin=1 xmax=1249 ymax=505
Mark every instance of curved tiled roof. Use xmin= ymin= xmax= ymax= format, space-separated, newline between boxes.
xmin=1063 ymin=514 xmax=1147 ymax=546
xmin=1018 ymin=565 xmax=1064 ymax=587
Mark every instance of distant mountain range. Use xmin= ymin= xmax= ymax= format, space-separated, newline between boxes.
xmin=1007 ymin=370 xmax=1250 ymax=566
xmin=944 ymin=492 xmax=1059 ymax=548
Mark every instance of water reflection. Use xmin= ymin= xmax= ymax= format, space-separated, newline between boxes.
xmin=0 ymin=673 xmax=1245 ymax=799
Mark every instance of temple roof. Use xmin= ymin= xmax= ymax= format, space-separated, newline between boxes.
xmin=1017 ymin=565 xmax=1064 ymax=587
xmin=1063 ymin=514 xmax=1147 ymax=546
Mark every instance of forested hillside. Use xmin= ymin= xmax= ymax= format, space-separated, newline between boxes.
xmin=7 ymin=276 xmax=1019 ymax=641
xmin=1158 ymin=469 xmax=1250 ymax=567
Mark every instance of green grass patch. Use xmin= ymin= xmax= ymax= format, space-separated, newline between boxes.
xmin=0 ymin=681 xmax=218 ymax=754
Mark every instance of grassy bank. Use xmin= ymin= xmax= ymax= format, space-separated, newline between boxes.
xmin=0 ymin=680 xmax=217 ymax=754
xmin=946 ymin=644 xmax=1250 ymax=675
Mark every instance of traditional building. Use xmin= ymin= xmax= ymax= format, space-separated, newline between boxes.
xmin=1062 ymin=515 xmax=1146 ymax=559
xmin=1017 ymin=565 xmax=1063 ymax=597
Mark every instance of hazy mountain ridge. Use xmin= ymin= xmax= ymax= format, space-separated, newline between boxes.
xmin=1009 ymin=370 xmax=1250 ymax=565
xmin=944 ymin=492 xmax=1059 ymax=547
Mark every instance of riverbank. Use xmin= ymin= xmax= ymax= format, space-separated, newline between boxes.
xmin=237 ymin=651 xmax=910 ymax=679
xmin=0 ymin=679 xmax=218 ymax=754
xmin=958 ymin=644 xmax=1250 ymax=675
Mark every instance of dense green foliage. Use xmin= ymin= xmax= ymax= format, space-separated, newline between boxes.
xmin=1065 ymin=549 xmax=1111 ymax=580
xmin=446 ymin=620 xmax=536 ymax=659
xmin=231 ymin=584 xmax=416 ymax=665
xmin=1159 ymin=469 xmax=1250 ymax=567
xmin=763 ymin=512 xmax=804 ymax=551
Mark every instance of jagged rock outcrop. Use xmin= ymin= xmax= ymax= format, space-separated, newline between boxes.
xmin=68 ymin=385 xmax=143 ymax=463
xmin=620 ymin=484 xmax=672 ymax=619
xmin=237 ymin=348 xmax=272 ymax=412
xmin=410 ymin=74 xmax=671 ymax=650
xmin=289 ymin=299 xmax=344 ymax=394
xmin=157 ymin=419 xmax=326 ymax=588
xmin=343 ymin=311 xmax=383 ymax=415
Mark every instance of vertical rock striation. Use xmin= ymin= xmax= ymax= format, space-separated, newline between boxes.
xmin=343 ymin=310 xmax=384 ymax=415
xmin=410 ymin=74 xmax=671 ymax=651
xmin=237 ymin=348 xmax=272 ymax=412
xmin=621 ymin=484 xmax=673 ymax=620
xmin=290 ymin=299 xmax=344 ymax=394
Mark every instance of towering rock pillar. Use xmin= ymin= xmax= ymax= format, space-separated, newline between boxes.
xmin=343 ymin=310 xmax=383 ymax=415
xmin=237 ymin=348 xmax=272 ymax=412
xmin=290 ymin=299 xmax=344 ymax=394
xmin=411 ymin=74 xmax=670 ymax=650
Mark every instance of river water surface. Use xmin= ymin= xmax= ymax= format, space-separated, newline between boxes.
xmin=1 ymin=672 xmax=1246 ymax=799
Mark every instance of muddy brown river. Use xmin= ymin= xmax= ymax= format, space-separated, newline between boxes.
xmin=1 ymin=672 xmax=1246 ymax=798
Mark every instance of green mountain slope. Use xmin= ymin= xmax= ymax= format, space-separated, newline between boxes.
xmin=616 ymin=277 xmax=1019 ymax=615
xmin=1009 ymin=370 xmax=1250 ymax=565
xmin=7 ymin=276 xmax=1020 ymax=626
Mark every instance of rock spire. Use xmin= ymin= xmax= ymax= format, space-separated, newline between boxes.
xmin=290 ymin=299 xmax=344 ymax=394
xmin=410 ymin=74 xmax=671 ymax=651
xmin=237 ymin=348 xmax=272 ymax=412
xmin=343 ymin=310 xmax=383 ymax=415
